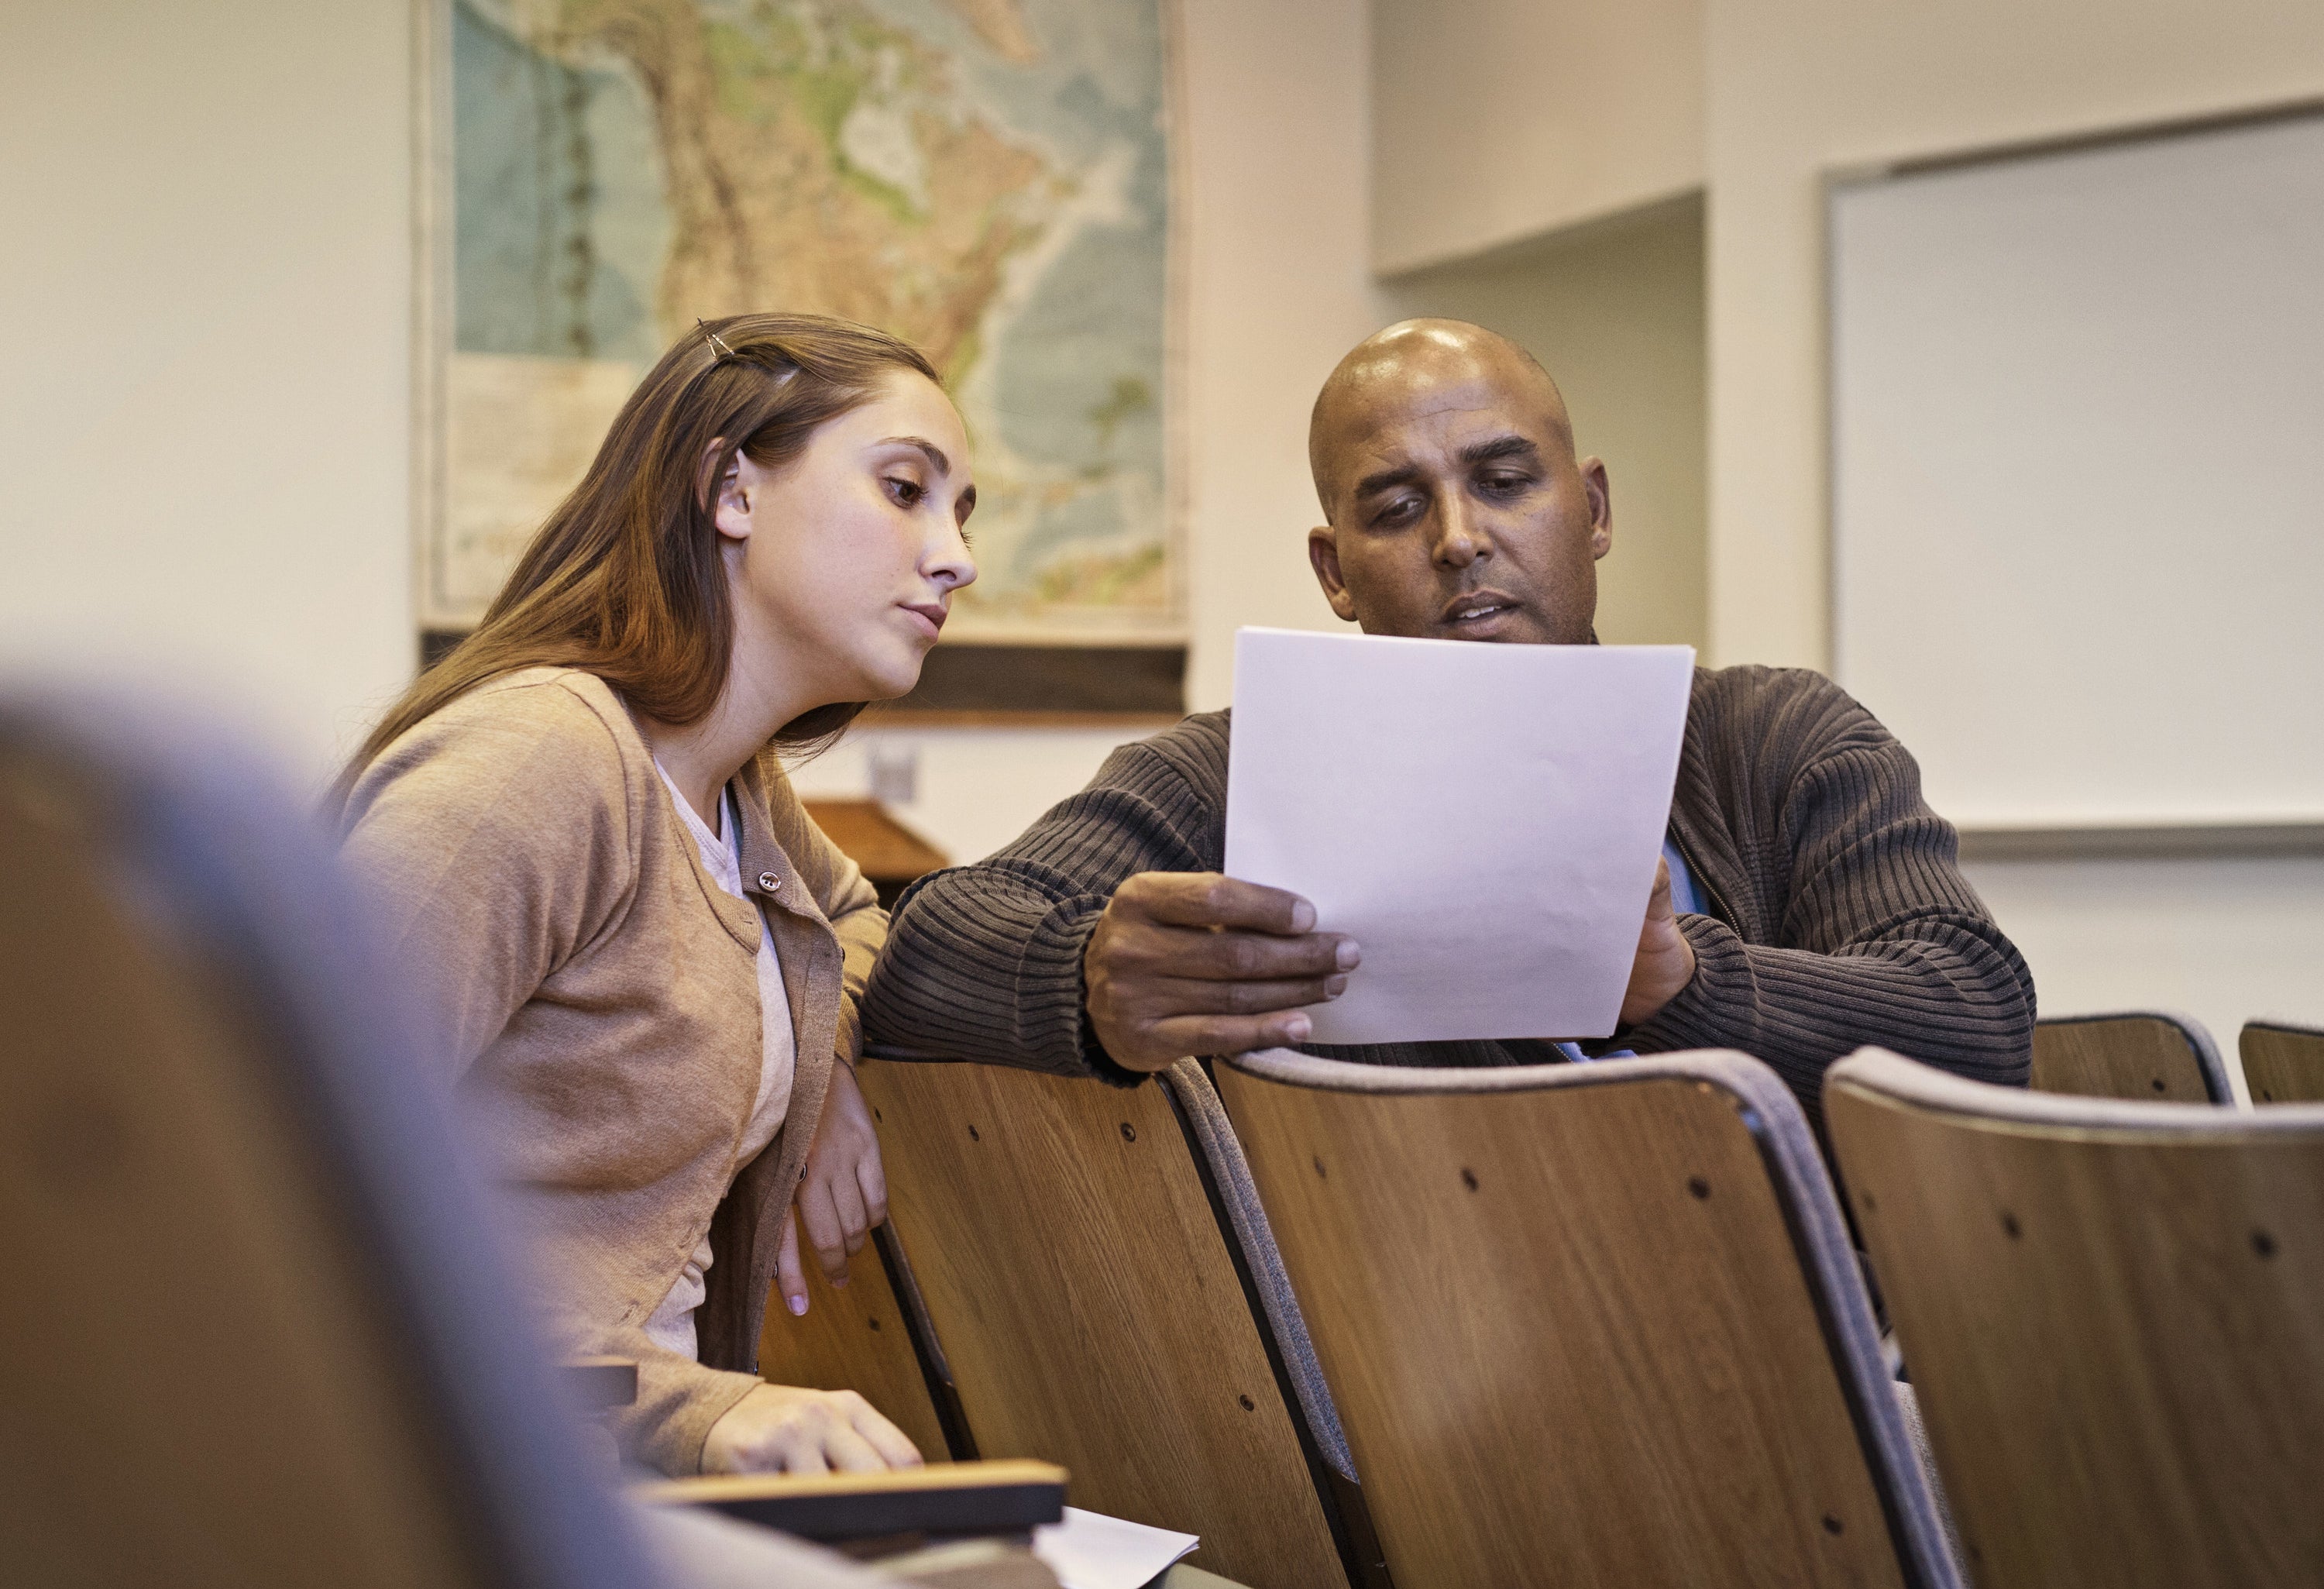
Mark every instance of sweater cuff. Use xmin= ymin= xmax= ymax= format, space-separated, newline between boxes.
xmin=833 ymin=996 xmax=863 ymax=1070
xmin=616 ymin=1353 xmax=768 ymax=1477
xmin=1017 ymin=893 xmax=1144 ymax=1088
xmin=1618 ymin=913 xmax=1755 ymax=1054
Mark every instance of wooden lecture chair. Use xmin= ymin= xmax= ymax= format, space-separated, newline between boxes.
xmin=2240 ymin=1017 xmax=2324 ymax=1104
xmin=1212 ymin=1047 xmax=1959 ymax=1589
xmin=758 ymin=1219 xmax=967 ymax=1470
xmin=765 ymin=801 xmax=963 ymax=1467
xmin=0 ymin=691 xmax=1049 ymax=1589
xmin=854 ymin=1048 xmax=1386 ymax=1589
xmin=2030 ymin=1010 xmax=2232 ymax=1103
xmin=1826 ymin=1047 xmax=2324 ymax=1589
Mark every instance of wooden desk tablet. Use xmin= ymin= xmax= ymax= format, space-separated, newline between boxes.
xmin=636 ymin=1458 xmax=1066 ymax=1543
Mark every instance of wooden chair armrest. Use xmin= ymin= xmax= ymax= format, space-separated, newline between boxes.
xmin=634 ymin=1459 xmax=1067 ymax=1543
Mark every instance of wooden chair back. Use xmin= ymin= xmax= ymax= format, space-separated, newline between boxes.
xmin=1825 ymin=1047 xmax=2324 ymax=1588
xmin=853 ymin=1052 xmax=1367 ymax=1589
xmin=757 ymin=1223 xmax=964 ymax=1466
xmin=2241 ymin=1018 xmax=2324 ymax=1104
xmin=1213 ymin=1046 xmax=1957 ymax=1589
xmin=2030 ymin=1011 xmax=2229 ymax=1102
xmin=0 ymin=696 xmax=647 ymax=1588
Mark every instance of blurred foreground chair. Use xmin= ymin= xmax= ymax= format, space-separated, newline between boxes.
xmin=2240 ymin=1017 xmax=2324 ymax=1104
xmin=1826 ymin=1047 xmax=2324 ymax=1588
xmin=2030 ymin=1011 xmax=2230 ymax=1102
xmin=1212 ymin=1047 xmax=1958 ymax=1589
xmin=855 ymin=1050 xmax=1383 ymax=1589
xmin=0 ymin=693 xmax=1036 ymax=1589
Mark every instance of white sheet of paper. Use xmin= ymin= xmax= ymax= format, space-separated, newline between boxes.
xmin=1223 ymin=628 xmax=1694 ymax=1045
xmin=1032 ymin=1507 xmax=1200 ymax=1589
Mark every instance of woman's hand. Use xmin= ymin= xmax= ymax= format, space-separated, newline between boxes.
xmin=702 ymin=1383 xmax=922 ymax=1474
xmin=776 ymin=1061 xmax=888 ymax=1315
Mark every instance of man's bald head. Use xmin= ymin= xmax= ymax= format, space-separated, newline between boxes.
xmin=1308 ymin=318 xmax=1575 ymax=518
xmin=1302 ymin=318 xmax=1611 ymax=647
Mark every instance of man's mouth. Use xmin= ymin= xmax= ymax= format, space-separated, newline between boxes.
xmin=1441 ymin=591 xmax=1521 ymax=628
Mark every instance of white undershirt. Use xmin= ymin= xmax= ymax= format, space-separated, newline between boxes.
xmin=642 ymin=764 xmax=796 ymax=1360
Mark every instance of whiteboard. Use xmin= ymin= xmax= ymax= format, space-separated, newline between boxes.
xmin=1830 ymin=111 xmax=2324 ymax=830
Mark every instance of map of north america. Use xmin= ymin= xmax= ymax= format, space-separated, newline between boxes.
xmin=439 ymin=0 xmax=1172 ymax=638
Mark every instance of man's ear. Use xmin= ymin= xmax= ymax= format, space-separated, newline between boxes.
xmin=1580 ymin=456 xmax=1613 ymax=561
xmin=706 ymin=441 xmax=753 ymax=544
xmin=1307 ymin=525 xmax=1360 ymax=622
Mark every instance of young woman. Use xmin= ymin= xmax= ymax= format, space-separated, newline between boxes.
xmin=338 ymin=315 xmax=975 ymax=1477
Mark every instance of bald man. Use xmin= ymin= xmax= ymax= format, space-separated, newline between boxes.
xmin=863 ymin=321 xmax=2034 ymax=1116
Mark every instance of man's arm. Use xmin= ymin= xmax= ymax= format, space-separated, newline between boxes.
xmin=1618 ymin=678 xmax=2036 ymax=1119
xmin=861 ymin=724 xmax=1348 ymax=1083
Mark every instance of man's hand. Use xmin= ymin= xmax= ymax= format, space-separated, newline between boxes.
xmin=1083 ymin=872 xmax=1359 ymax=1071
xmin=776 ymin=1061 xmax=886 ymax=1316
xmin=702 ymin=1383 xmax=922 ymax=1474
xmin=1619 ymin=857 xmax=1697 ymax=1028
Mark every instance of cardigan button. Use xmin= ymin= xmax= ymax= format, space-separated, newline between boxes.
xmin=758 ymin=871 xmax=782 ymax=892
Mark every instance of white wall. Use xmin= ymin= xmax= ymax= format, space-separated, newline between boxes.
xmin=0 ymin=0 xmax=415 ymax=786
xmin=1700 ymin=0 xmax=2324 ymax=1077
xmin=1703 ymin=0 xmax=2324 ymax=671
xmin=1371 ymin=0 xmax=1703 ymax=274
xmin=1178 ymin=0 xmax=1386 ymax=713
xmin=0 ymin=0 xmax=1376 ymax=841
xmin=1964 ymin=856 xmax=2324 ymax=1105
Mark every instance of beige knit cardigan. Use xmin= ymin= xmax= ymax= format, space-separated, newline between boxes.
xmin=341 ymin=667 xmax=882 ymax=1474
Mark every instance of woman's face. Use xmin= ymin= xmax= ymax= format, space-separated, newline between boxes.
xmin=713 ymin=369 xmax=978 ymax=707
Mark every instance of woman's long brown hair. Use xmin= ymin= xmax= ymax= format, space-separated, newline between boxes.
xmin=337 ymin=313 xmax=940 ymax=810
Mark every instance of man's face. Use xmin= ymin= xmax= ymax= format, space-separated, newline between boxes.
xmin=1307 ymin=340 xmax=1611 ymax=645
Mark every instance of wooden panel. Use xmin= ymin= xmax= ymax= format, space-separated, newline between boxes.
xmin=421 ymin=634 xmax=1189 ymax=725
xmin=1827 ymin=1082 xmax=2324 ymax=1587
xmin=1955 ymin=821 xmax=2324 ymax=860
xmin=1214 ymin=1068 xmax=1906 ymax=1589
xmin=877 ymin=642 xmax=1184 ymax=716
xmin=0 ymin=759 xmax=485 ymax=1587
xmin=758 ymin=1218 xmax=954 ymax=1466
xmin=854 ymin=1057 xmax=1346 ymax=1589
xmin=2242 ymin=1021 xmax=2324 ymax=1105
xmin=803 ymin=799 xmax=948 ymax=886
xmin=2032 ymin=1016 xmax=2212 ymax=1101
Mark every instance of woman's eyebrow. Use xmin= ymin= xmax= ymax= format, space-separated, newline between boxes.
xmin=878 ymin=436 xmax=951 ymax=475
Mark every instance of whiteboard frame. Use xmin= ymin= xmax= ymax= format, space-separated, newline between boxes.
xmin=1821 ymin=95 xmax=2324 ymax=853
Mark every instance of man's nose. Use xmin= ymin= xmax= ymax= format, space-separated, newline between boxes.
xmin=1431 ymin=494 xmax=1488 ymax=569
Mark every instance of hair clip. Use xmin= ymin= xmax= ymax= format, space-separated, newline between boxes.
xmin=696 ymin=318 xmax=738 ymax=359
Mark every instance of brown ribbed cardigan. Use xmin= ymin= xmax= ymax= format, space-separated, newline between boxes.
xmin=863 ymin=665 xmax=2035 ymax=1119
xmin=340 ymin=668 xmax=883 ymax=1474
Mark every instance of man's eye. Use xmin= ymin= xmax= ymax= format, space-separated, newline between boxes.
xmin=1479 ymin=472 xmax=1534 ymax=495
xmin=885 ymin=476 xmax=924 ymax=506
xmin=1372 ymin=495 xmax=1425 ymax=528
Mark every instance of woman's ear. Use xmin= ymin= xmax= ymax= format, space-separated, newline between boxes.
xmin=709 ymin=443 xmax=755 ymax=544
